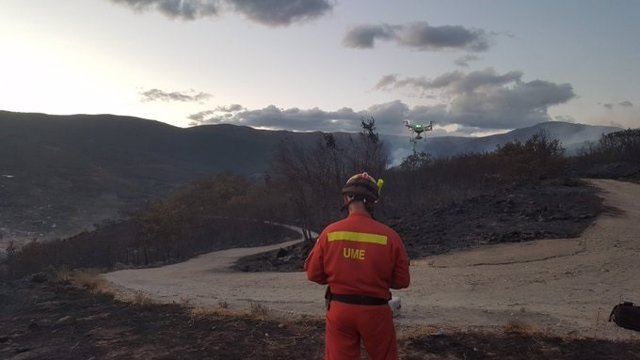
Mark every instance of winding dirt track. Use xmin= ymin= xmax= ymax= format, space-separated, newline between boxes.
xmin=103 ymin=179 xmax=640 ymax=339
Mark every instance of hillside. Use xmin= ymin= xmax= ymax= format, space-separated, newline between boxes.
xmin=0 ymin=111 xmax=621 ymax=247
xmin=386 ymin=121 xmax=622 ymax=159
xmin=0 ymin=111 xmax=319 ymax=245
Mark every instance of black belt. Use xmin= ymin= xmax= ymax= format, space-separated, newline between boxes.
xmin=330 ymin=294 xmax=388 ymax=306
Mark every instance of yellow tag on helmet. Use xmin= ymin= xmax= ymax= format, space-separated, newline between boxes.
xmin=377 ymin=179 xmax=384 ymax=193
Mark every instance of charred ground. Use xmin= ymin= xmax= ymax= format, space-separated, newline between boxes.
xmin=2 ymin=276 xmax=639 ymax=360
xmin=233 ymin=178 xmax=604 ymax=272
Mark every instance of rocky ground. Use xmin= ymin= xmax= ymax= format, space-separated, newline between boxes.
xmin=2 ymin=277 xmax=639 ymax=360
xmin=234 ymin=178 xmax=603 ymax=272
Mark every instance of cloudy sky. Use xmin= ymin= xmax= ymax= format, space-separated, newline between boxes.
xmin=1 ymin=0 xmax=638 ymax=136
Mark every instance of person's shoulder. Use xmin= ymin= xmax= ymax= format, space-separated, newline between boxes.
xmin=374 ymin=220 xmax=401 ymax=239
xmin=324 ymin=218 xmax=349 ymax=231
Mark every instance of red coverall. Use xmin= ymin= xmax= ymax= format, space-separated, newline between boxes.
xmin=305 ymin=212 xmax=410 ymax=360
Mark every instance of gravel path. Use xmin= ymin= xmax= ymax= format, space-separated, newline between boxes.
xmin=103 ymin=179 xmax=640 ymax=339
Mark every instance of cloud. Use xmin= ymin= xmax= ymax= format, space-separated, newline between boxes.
xmin=109 ymin=0 xmax=333 ymax=25
xmin=377 ymin=68 xmax=575 ymax=129
xmin=377 ymin=68 xmax=524 ymax=98
xmin=140 ymin=88 xmax=213 ymax=103
xmin=189 ymin=104 xmax=245 ymax=122
xmin=342 ymin=24 xmax=394 ymax=48
xmin=187 ymin=100 xmax=496 ymax=136
xmin=190 ymin=104 xmax=363 ymax=132
xmin=591 ymin=105 xmax=640 ymax=130
xmin=188 ymin=94 xmax=572 ymax=136
xmin=188 ymin=69 xmax=576 ymax=135
xmin=343 ymin=22 xmax=491 ymax=52
xmin=602 ymin=101 xmax=633 ymax=110
xmin=225 ymin=0 xmax=332 ymax=26
xmin=189 ymin=100 xmax=443 ymax=135
xmin=110 ymin=0 xmax=219 ymax=20
xmin=454 ymin=54 xmax=480 ymax=67
xmin=448 ymin=79 xmax=575 ymax=128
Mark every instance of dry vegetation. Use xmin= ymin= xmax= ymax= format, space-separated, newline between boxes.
xmin=1 ymin=207 xmax=299 ymax=280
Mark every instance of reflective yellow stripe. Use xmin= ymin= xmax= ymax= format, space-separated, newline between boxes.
xmin=327 ymin=231 xmax=387 ymax=245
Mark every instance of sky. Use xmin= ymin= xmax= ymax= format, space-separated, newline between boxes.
xmin=1 ymin=0 xmax=639 ymax=137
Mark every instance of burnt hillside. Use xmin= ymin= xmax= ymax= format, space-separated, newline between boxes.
xmin=0 ymin=111 xmax=320 ymax=243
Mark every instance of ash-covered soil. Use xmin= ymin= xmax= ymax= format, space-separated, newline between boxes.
xmin=0 ymin=277 xmax=325 ymax=360
xmin=2 ymin=278 xmax=639 ymax=360
xmin=234 ymin=178 xmax=604 ymax=272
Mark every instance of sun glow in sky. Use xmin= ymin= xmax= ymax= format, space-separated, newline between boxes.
xmin=1 ymin=0 xmax=639 ymax=136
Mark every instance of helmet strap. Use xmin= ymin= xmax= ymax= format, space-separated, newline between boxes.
xmin=341 ymin=194 xmax=375 ymax=215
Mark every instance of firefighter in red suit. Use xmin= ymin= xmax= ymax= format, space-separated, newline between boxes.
xmin=305 ymin=172 xmax=410 ymax=360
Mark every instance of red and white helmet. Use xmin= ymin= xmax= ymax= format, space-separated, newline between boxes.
xmin=341 ymin=172 xmax=380 ymax=202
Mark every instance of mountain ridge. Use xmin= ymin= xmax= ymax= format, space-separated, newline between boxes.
xmin=384 ymin=121 xmax=622 ymax=161
xmin=0 ymin=110 xmax=623 ymax=245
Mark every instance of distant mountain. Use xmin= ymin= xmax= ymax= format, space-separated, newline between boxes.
xmin=0 ymin=111 xmax=321 ymax=244
xmin=383 ymin=121 xmax=622 ymax=163
xmin=0 ymin=111 xmax=622 ymax=245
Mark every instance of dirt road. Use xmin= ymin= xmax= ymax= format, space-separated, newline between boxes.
xmin=103 ymin=179 xmax=640 ymax=339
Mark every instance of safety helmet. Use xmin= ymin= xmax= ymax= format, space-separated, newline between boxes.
xmin=341 ymin=172 xmax=381 ymax=202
